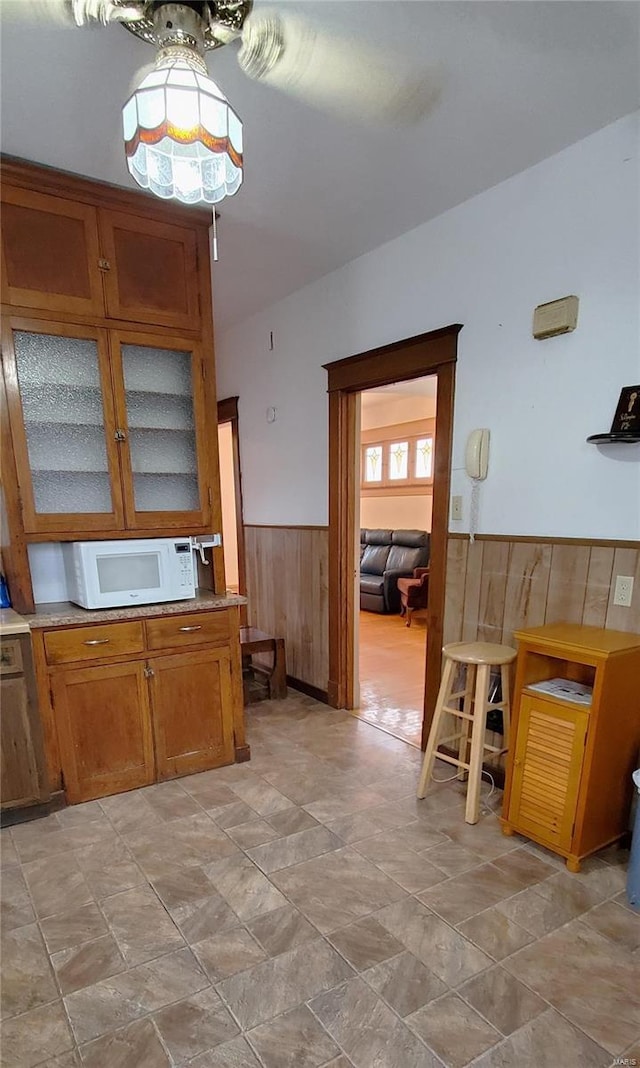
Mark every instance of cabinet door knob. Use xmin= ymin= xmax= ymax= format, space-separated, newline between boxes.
xmin=114 ymin=429 xmax=127 ymax=442
xmin=83 ymin=638 xmax=110 ymax=646
xmin=98 ymin=258 xmax=111 ymax=271
xmin=179 ymin=625 xmax=202 ymax=632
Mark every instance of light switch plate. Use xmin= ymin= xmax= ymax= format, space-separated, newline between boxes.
xmin=451 ymin=495 xmax=463 ymax=521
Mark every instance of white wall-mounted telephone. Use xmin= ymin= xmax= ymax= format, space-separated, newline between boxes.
xmin=465 ymin=429 xmax=490 ymax=480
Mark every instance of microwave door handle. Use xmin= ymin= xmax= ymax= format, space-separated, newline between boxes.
xmin=83 ymin=638 xmax=111 ymax=646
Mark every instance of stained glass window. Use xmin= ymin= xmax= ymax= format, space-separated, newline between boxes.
xmin=415 ymin=436 xmax=433 ymax=479
xmin=389 ymin=442 xmax=409 ymax=480
xmin=364 ymin=445 xmax=383 ymax=482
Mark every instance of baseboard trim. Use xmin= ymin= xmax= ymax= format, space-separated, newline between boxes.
xmin=0 ymin=790 xmax=66 ymax=827
xmin=287 ymin=675 xmax=329 ymax=704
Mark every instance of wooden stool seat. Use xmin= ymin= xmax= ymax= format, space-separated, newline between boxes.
xmin=240 ymin=627 xmax=287 ymax=703
xmin=418 ymin=641 xmax=517 ymax=824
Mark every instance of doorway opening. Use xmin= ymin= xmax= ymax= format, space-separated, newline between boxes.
xmin=325 ymin=325 xmax=460 ymax=750
xmin=216 ymin=396 xmax=247 ymax=619
xmin=355 ymin=376 xmax=437 ymax=746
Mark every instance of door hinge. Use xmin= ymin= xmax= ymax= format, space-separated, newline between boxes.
xmin=98 ymin=258 xmax=111 ymax=271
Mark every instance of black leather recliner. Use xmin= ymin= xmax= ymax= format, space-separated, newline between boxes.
xmin=359 ymin=528 xmax=430 ymax=613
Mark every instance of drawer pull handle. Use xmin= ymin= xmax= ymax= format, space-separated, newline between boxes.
xmin=83 ymin=638 xmax=111 ymax=646
xmin=178 ymin=625 xmax=202 ymax=632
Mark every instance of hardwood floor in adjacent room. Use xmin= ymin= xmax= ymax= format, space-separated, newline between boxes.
xmin=356 ymin=610 xmax=427 ymax=748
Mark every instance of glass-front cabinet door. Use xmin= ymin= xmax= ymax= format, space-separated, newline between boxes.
xmin=110 ymin=332 xmax=212 ymax=530
xmin=2 ymin=319 xmax=124 ymax=534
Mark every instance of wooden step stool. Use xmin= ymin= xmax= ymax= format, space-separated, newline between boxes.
xmin=240 ymin=627 xmax=287 ymax=704
xmin=417 ymin=641 xmax=517 ymax=824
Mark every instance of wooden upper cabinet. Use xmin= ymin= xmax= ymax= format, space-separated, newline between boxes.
xmin=99 ymin=210 xmax=200 ymax=330
xmin=1 ymin=187 xmax=104 ymax=317
xmin=2 ymin=317 xmax=125 ymax=535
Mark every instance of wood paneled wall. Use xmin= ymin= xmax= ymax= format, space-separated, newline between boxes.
xmin=244 ymin=526 xmax=329 ymax=693
xmin=244 ymin=526 xmax=640 ymax=698
xmin=444 ymin=537 xmax=640 ymax=647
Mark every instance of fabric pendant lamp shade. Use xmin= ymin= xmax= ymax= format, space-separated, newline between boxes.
xmin=123 ymin=59 xmax=243 ymax=205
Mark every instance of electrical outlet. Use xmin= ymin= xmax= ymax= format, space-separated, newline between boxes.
xmin=451 ymin=495 xmax=463 ymax=521
xmin=613 ymin=575 xmax=634 ymax=608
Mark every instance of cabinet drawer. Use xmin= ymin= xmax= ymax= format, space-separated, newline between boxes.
xmin=146 ymin=611 xmax=230 ymax=652
xmin=44 ymin=622 xmax=145 ymax=665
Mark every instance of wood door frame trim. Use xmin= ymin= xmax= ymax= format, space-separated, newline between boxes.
xmin=325 ymin=324 xmax=461 ymax=749
xmin=217 ymin=396 xmax=248 ymax=623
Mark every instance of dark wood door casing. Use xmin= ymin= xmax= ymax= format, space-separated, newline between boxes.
xmin=325 ymin=324 xmax=461 ymax=748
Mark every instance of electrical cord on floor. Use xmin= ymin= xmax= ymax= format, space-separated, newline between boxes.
xmin=429 ymin=765 xmax=503 ymax=818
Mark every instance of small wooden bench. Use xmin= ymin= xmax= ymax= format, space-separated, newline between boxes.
xmin=240 ymin=627 xmax=287 ymax=703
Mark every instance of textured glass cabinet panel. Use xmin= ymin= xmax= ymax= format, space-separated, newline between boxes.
xmin=122 ymin=344 xmax=200 ymax=512
xmin=13 ymin=332 xmax=113 ymax=514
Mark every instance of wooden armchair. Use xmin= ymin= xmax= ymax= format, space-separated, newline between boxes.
xmin=397 ymin=567 xmax=430 ymax=627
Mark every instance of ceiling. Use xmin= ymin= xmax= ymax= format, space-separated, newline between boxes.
xmin=1 ymin=2 xmax=639 ymax=332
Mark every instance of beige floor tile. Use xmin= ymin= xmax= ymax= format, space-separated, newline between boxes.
xmin=217 ymin=938 xmax=353 ymax=1030
xmin=101 ymin=885 xmax=184 ymax=966
xmin=376 ymin=897 xmax=493 ymax=987
xmin=247 ymin=1004 xmax=339 ymax=1068
xmin=417 ymin=862 xmax=526 ymax=925
xmin=422 ymin=840 xmax=485 ymax=877
xmin=1 ymin=1000 xmax=74 ymax=1068
xmin=353 ymin=832 xmax=448 ymax=893
xmin=192 ymin=926 xmax=267 ymax=981
xmin=140 ymin=779 xmax=203 ymax=822
xmin=202 ymin=853 xmax=287 ymax=921
xmin=505 ymin=919 xmax=640 ymax=1053
xmin=310 ymin=976 xmax=440 ymax=1068
xmin=124 ymin=812 xmax=240 ymax=879
xmin=581 ymin=900 xmax=640 ymax=951
xmin=153 ymin=986 xmax=239 ymax=1061
xmin=302 ymin=787 xmax=387 ymax=824
xmin=266 ymin=807 xmax=320 ymax=837
xmin=270 ymin=847 xmax=407 ymax=934
xmin=246 ymin=903 xmax=318 ymax=957
xmin=471 ymin=1007 xmax=611 ymax=1068
xmin=247 ymin=825 xmax=343 ymax=874
xmin=72 ymin=838 xmax=145 ymax=900
xmin=459 ymin=964 xmax=547 ymax=1035
xmin=64 ymin=946 xmax=207 ymax=1044
xmin=491 ymin=847 xmax=559 ymax=887
xmin=99 ymin=792 xmax=164 ymax=836
xmin=364 ymin=950 xmax=447 ymax=1017
xmin=0 ymin=865 xmax=36 ymax=931
xmin=51 ymin=933 xmax=126 ymax=995
xmin=1 ymin=829 xmax=20 ymax=869
xmin=227 ymin=776 xmax=294 ymax=816
xmin=327 ymin=915 xmax=405 ymax=971
xmin=325 ymin=803 xmax=413 ymax=844
xmin=226 ymin=819 xmax=282 ymax=849
xmin=80 ymin=1017 xmax=171 ymax=1068
xmin=1 ymin=922 xmax=58 ymax=1020
xmin=169 ymin=889 xmax=240 ymax=944
xmin=407 ymin=991 xmax=500 ymax=1067
xmin=188 ymin=1035 xmax=262 ymax=1067
xmin=10 ymin=818 xmax=72 ymax=864
xmin=23 ymin=854 xmax=94 ymax=920
xmin=457 ymin=906 xmax=535 ymax=960
xmin=40 ymin=902 xmax=108 ymax=955
xmin=207 ymin=800 xmax=261 ymax=828
xmin=40 ymin=1053 xmax=82 ymax=1068
xmin=150 ymin=865 xmax=215 ymax=911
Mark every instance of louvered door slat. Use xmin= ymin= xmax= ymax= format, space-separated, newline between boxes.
xmin=508 ymin=696 xmax=588 ymax=850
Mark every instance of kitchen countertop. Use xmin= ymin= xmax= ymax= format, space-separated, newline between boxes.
xmin=23 ymin=591 xmax=247 ymax=629
xmin=0 ymin=607 xmax=31 ymax=636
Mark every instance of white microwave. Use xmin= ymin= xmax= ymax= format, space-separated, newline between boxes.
xmin=62 ymin=538 xmax=196 ymax=610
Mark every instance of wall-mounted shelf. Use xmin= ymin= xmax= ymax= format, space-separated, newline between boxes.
xmin=587 ymin=432 xmax=640 ymax=444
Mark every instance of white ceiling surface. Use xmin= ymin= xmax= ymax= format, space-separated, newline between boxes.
xmin=1 ymin=2 xmax=639 ymax=332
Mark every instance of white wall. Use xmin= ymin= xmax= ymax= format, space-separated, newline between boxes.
xmin=216 ymin=114 xmax=640 ymax=539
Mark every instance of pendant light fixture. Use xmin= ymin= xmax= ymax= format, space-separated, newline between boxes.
xmin=122 ymin=3 xmax=243 ymax=205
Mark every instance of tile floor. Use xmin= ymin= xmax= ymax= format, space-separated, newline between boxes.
xmin=357 ymin=610 xmax=426 ymax=746
xmin=1 ymin=693 xmax=638 ymax=1068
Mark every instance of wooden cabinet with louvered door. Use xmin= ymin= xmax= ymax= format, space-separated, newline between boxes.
xmin=98 ymin=209 xmax=200 ymax=331
xmin=149 ymin=647 xmax=235 ymax=781
xmin=502 ymin=622 xmax=640 ymax=872
xmin=110 ymin=330 xmax=213 ymax=530
xmin=507 ymin=694 xmax=588 ymax=853
xmin=52 ymin=660 xmax=155 ymax=803
xmin=0 ymin=186 xmax=104 ymax=317
xmin=2 ymin=317 xmax=125 ymax=534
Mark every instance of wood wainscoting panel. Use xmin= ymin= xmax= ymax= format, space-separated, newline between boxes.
xmin=545 ymin=545 xmax=591 ymax=624
xmin=582 ymin=547 xmax=615 ymax=628
xmin=244 ymin=525 xmax=329 ymax=693
xmin=502 ymin=543 xmax=553 ymax=638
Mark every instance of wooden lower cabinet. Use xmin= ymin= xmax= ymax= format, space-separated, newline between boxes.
xmin=150 ymin=649 xmax=235 ymax=780
xmin=1 ymin=634 xmax=49 ymax=810
xmin=53 ymin=661 xmax=155 ymax=803
xmin=39 ymin=607 xmax=247 ymax=804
